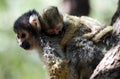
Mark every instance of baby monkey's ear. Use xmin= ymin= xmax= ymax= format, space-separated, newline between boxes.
xmin=29 ymin=14 xmax=41 ymax=31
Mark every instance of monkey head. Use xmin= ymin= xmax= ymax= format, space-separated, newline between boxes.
xmin=42 ymin=6 xmax=63 ymax=35
xmin=13 ymin=10 xmax=42 ymax=50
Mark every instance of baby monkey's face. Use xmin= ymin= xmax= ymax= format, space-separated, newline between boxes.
xmin=42 ymin=6 xmax=63 ymax=35
xmin=46 ymin=22 xmax=63 ymax=35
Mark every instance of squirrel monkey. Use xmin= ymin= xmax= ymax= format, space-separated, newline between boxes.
xmin=13 ymin=10 xmax=42 ymax=50
xmin=42 ymin=6 xmax=113 ymax=48
xmin=13 ymin=6 xmax=114 ymax=79
xmin=13 ymin=9 xmax=68 ymax=79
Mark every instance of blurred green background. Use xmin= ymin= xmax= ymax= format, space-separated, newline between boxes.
xmin=0 ymin=0 xmax=118 ymax=79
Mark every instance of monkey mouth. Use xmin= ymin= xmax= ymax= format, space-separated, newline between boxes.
xmin=21 ymin=46 xmax=30 ymax=50
xmin=20 ymin=41 xmax=31 ymax=50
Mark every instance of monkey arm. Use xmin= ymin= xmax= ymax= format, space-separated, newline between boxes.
xmin=60 ymin=14 xmax=83 ymax=49
xmin=60 ymin=21 xmax=78 ymax=49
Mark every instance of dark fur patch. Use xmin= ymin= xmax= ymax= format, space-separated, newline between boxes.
xmin=13 ymin=10 xmax=41 ymax=36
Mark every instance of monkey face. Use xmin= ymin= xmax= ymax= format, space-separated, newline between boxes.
xmin=42 ymin=6 xmax=63 ymax=35
xmin=15 ymin=29 xmax=38 ymax=50
xmin=13 ymin=10 xmax=41 ymax=50
xmin=46 ymin=22 xmax=63 ymax=35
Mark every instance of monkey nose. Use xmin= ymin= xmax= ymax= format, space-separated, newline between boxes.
xmin=20 ymin=41 xmax=30 ymax=49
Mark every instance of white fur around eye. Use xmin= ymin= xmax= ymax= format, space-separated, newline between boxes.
xmin=17 ymin=39 xmax=22 ymax=46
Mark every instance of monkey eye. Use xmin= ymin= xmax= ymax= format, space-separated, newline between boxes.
xmin=21 ymin=33 xmax=26 ymax=38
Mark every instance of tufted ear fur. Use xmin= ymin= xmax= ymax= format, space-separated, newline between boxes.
xmin=29 ymin=14 xmax=41 ymax=31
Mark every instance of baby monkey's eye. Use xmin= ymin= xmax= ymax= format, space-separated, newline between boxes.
xmin=21 ymin=33 xmax=26 ymax=38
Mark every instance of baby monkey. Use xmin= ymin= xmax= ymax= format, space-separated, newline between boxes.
xmin=42 ymin=6 xmax=113 ymax=47
xmin=42 ymin=6 xmax=63 ymax=35
xmin=42 ymin=6 xmax=79 ymax=48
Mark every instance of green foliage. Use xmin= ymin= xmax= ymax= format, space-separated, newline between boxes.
xmin=89 ymin=0 xmax=117 ymax=24
xmin=0 ymin=0 xmax=7 ymax=10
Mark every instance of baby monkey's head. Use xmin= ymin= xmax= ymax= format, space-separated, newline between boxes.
xmin=42 ymin=6 xmax=63 ymax=35
xmin=13 ymin=10 xmax=42 ymax=50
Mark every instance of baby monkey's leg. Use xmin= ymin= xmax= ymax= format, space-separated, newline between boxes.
xmin=79 ymin=16 xmax=113 ymax=42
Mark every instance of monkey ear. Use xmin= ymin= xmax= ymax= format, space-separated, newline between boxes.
xmin=29 ymin=14 xmax=41 ymax=31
